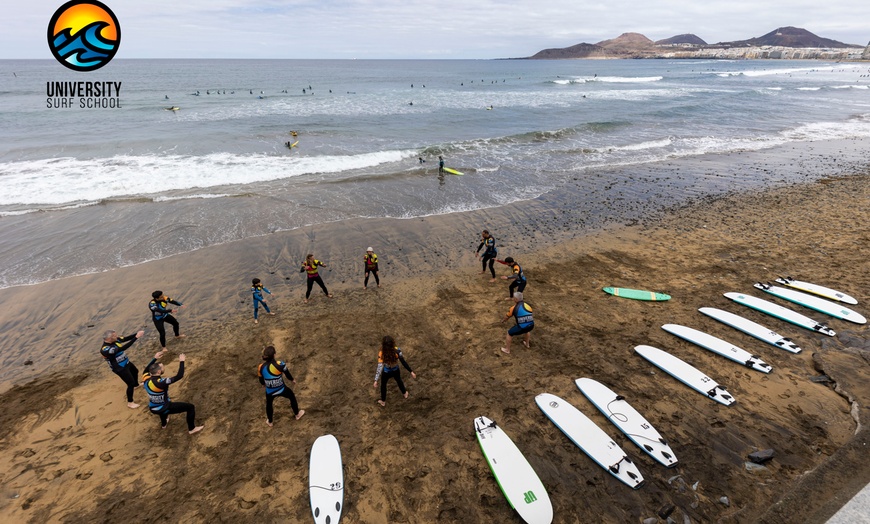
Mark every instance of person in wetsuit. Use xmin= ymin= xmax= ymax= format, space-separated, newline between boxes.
xmin=373 ymin=335 xmax=417 ymax=407
xmin=251 ymin=278 xmax=275 ymax=324
xmin=100 ymin=328 xmax=156 ymax=408
xmin=438 ymin=156 xmax=444 ymax=173
xmin=142 ymin=353 xmax=203 ymax=434
xmin=258 ymin=345 xmax=305 ymax=426
xmin=149 ymin=290 xmax=186 ymax=349
xmin=300 ymin=254 xmax=333 ymax=303
xmin=476 ymin=230 xmax=498 ymax=281
xmin=500 ymin=292 xmax=534 ymax=354
xmin=498 ymin=257 xmax=527 ymax=299
xmin=364 ymin=247 xmax=380 ymax=289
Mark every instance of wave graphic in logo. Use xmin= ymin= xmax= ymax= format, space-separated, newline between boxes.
xmin=47 ymin=0 xmax=120 ymax=72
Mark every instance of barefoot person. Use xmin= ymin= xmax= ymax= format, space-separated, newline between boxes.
xmin=258 ymin=345 xmax=305 ymax=426
xmin=500 ymin=292 xmax=534 ymax=354
xmin=100 ymin=328 xmax=153 ymax=408
xmin=476 ymin=230 xmax=498 ymax=281
xmin=149 ymin=291 xmax=186 ymax=349
xmin=498 ymin=257 xmax=527 ymax=299
xmin=142 ymin=353 xmax=204 ymax=434
xmin=364 ymin=247 xmax=380 ymax=289
xmin=300 ymin=254 xmax=333 ymax=303
xmin=373 ymin=336 xmax=417 ymax=407
xmin=251 ymin=278 xmax=275 ymax=324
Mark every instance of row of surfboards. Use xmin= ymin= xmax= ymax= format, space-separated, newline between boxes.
xmin=307 ymin=277 xmax=861 ymax=524
xmin=474 ymin=277 xmax=862 ymax=524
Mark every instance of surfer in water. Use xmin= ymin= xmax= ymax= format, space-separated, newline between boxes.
xmin=498 ymin=257 xmax=527 ymax=299
xmin=373 ymin=336 xmax=416 ymax=407
xmin=500 ymin=292 xmax=534 ymax=354
xmin=476 ymin=230 xmax=498 ymax=281
xmin=258 ymin=345 xmax=305 ymax=426
xmin=300 ymin=254 xmax=333 ymax=303
xmin=364 ymin=247 xmax=380 ymax=289
xmin=438 ymin=156 xmax=444 ymax=173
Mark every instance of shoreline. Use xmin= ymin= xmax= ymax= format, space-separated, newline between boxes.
xmin=0 ymin=146 xmax=868 ymax=522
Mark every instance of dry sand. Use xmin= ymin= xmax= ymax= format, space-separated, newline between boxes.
xmin=0 ymin=169 xmax=868 ymax=523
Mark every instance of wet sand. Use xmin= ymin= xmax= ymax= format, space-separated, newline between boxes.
xmin=0 ymin=153 xmax=869 ymax=522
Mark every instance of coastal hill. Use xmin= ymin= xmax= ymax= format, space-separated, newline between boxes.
xmin=656 ymin=34 xmax=707 ymax=46
xmin=527 ymin=26 xmax=864 ymax=59
xmin=719 ymin=26 xmax=861 ymax=48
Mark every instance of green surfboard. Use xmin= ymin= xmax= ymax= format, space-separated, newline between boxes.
xmin=603 ymin=287 xmax=670 ymax=301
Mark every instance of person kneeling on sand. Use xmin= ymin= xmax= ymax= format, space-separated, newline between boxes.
xmin=373 ymin=336 xmax=417 ymax=407
xmin=258 ymin=345 xmax=305 ymax=426
xmin=500 ymin=292 xmax=534 ymax=354
xmin=142 ymin=353 xmax=204 ymax=435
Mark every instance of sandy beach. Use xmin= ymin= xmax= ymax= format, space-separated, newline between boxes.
xmin=1 ymin=145 xmax=869 ymax=523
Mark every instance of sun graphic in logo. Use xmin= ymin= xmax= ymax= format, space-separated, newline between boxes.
xmin=47 ymin=0 xmax=121 ymax=72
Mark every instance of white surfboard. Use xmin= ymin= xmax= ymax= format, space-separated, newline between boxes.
xmin=755 ymin=283 xmax=866 ymax=325
xmin=310 ymin=435 xmax=343 ymax=524
xmin=574 ymin=378 xmax=678 ymax=468
xmin=634 ymin=345 xmax=736 ymax=406
xmin=535 ymin=393 xmax=644 ymax=489
xmin=474 ymin=416 xmax=553 ymax=524
xmin=662 ymin=324 xmax=772 ymax=374
xmin=775 ymin=276 xmax=857 ymax=305
xmin=698 ymin=307 xmax=802 ymax=354
xmin=725 ymin=292 xmax=836 ymax=337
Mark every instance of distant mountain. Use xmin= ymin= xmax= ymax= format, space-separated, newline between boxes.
xmin=595 ymin=32 xmax=655 ymax=54
xmin=656 ymin=34 xmax=707 ymax=46
xmin=529 ymin=42 xmax=605 ymax=59
xmin=525 ymin=26 xmax=860 ymax=59
xmin=717 ymin=26 xmax=861 ymax=48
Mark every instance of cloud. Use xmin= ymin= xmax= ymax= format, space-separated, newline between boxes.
xmin=4 ymin=0 xmax=868 ymax=59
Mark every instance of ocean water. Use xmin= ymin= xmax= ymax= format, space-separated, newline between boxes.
xmin=1 ymin=58 xmax=869 ymax=288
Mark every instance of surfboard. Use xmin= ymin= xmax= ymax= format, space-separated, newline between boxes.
xmin=724 ymin=292 xmax=836 ymax=336
xmin=661 ymin=324 xmax=772 ymax=373
xmin=164 ymin=106 xmax=179 ymax=111
xmin=698 ymin=307 xmax=802 ymax=354
xmin=442 ymin=167 xmax=464 ymax=176
xmin=754 ymin=283 xmax=866 ymax=325
xmin=309 ymin=434 xmax=343 ymax=524
xmin=574 ymin=378 xmax=678 ymax=468
xmin=634 ymin=345 xmax=736 ymax=406
xmin=474 ymin=416 xmax=553 ymax=524
xmin=602 ymin=287 xmax=671 ymax=301
xmin=535 ymin=393 xmax=644 ymax=489
xmin=775 ymin=277 xmax=857 ymax=305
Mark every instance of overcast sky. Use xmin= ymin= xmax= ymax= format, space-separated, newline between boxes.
xmin=6 ymin=0 xmax=869 ymax=59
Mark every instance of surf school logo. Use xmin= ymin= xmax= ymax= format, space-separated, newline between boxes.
xmin=47 ymin=0 xmax=121 ymax=72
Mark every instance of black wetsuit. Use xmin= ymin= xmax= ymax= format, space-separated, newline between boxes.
xmin=258 ymin=359 xmax=299 ymax=422
xmin=506 ymin=262 xmax=527 ymax=298
xmin=149 ymin=297 xmax=182 ymax=348
xmin=477 ymin=236 xmax=497 ymax=278
xmin=100 ymin=333 xmax=141 ymax=403
xmin=374 ymin=348 xmax=413 ymax=402
xmin=301 ymin=261 xmax=329 ymax=299
xmin=364 ymin=253 xmax=380 ymax=287
xmin=143 ymin=361 xmax=197 ymax=431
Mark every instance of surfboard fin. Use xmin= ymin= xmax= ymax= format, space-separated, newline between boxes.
xmin=644 ymin=444 xmax=654 ymax=452
xmin=615 ymin=395 xmax=625 ymax=401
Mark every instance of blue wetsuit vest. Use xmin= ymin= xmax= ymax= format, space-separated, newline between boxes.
xmin=513 ymin=301 xmax=534 ymax=329
xmin=259 ymin=360 xmax=292 ymax=395
xmin=252 ymin=285 xmax=270 ymax=301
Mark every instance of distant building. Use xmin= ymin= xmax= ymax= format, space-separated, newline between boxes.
xmin=863 ymin=42 xmax=870 ymax=59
